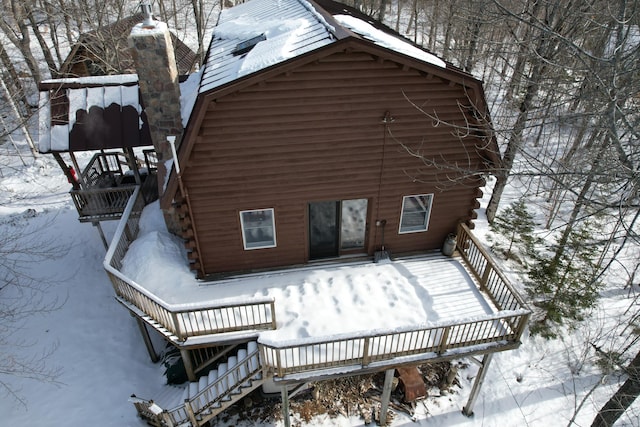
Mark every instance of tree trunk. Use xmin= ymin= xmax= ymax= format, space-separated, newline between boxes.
xmin=504 ymin=0 xmax=541 ymax=102
xmin=486 ymin=71 xmax=540 ymax=222
xmin=26 ymin=7 xmax=60 ymax=79
xmin=377 ymin=0 xmax=388 ymax=22
xmin=550 ymin=129 xmax=607 ymax=265
xmin=463 ymin=15 xmax=481 ymax=73
xmin=591 ymin=349 xmax=640 ymax=427
xmin=0 ymin=41 xmax=29 ymax=113
xmin=0 ymin=1 xmax=42 ymax=84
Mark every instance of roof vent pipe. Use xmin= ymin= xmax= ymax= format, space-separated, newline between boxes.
xmin=141 ymin=2 xmax=155 ymax=28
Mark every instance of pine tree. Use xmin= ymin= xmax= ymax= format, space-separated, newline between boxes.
xmin=489 ymin=200 xmax=540 ymax=264
xmin=526 ymin=222 xmax=602 ymax=338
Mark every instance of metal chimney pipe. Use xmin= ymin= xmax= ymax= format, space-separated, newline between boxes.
xmin=140 ymin=2 xmax=154 ymax=27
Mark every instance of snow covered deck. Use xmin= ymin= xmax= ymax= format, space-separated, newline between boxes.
xmin=105 ymin=188 xmax=529 ymax=380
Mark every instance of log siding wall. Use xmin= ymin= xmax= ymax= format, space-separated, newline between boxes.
xmin=183 ymin=51 xmax=489 ymax=275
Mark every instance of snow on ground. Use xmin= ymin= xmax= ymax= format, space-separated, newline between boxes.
xmin=0 ymin=149 xmax=638 ymax=427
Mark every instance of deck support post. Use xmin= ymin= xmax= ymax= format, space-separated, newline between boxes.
xmin=93 ymin=221 xmax=109 ymax=250
xmin=463 ymin=353 xmax=494 ymax=417
xmin=134 ymin=316 xmax=159 ymax=363
xmin=180 ymin=348 xmax=197 ymax=382
xmin=380 ymin=368 xmax=395 ymax=425
xmin=69 ymin=152 xmax=85 ymax=189
xmin=125 ymin=147 xmax=142 ymax=184
xmin=281 ymin=386 xmax=291 ymax=427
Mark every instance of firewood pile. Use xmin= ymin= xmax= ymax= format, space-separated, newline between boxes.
xmin=218 ymin=361 xmax=462 ymax=426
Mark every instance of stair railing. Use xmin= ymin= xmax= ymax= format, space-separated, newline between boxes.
xmin=182 ymin=346 xmax=262 ymax=426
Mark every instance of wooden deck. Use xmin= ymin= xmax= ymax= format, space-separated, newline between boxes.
xmin=71 ymin=151 xmax=158 ymax=222
xmin=104 ymin=190 xmax=529 ymax=382
xmin=105 ymin=192 xmax=529 ymax=425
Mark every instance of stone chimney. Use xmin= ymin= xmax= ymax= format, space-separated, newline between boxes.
xmin=128 ymin=3 xmax=183 ymax=195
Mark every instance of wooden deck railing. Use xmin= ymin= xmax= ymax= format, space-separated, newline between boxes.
xmin=82 ymin=152 xmax=127 ymax=188
xmin=259 ymin=308 xmax=528 ymax=378
xmin=107 ymin=189 xmax=527 ymax=380
xmin=71 ymin=186 xmax=136 ymax=220
xmin=71 ymin=152 xmax=159 ymax=221
xmin=259 ymin=223 xmax=530 ymax=378
xmin=103 ymin=187 xmax=277 ymax=341
xmin=455 ymin=223 xmax=530 ymax=335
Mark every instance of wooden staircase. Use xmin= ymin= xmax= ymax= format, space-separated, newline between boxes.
xmin=131 ymin=342 xmax=264 ymax=427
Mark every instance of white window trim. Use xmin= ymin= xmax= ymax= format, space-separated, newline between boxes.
xmin=239 ymin=208 xmax=277 ymax=250
xmin=398 ymin=194 xmax=433 ymax=234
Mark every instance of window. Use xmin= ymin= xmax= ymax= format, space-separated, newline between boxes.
xmin=232 ymin=34 xmax=266 ymax=56
xmin=399 ymin=194 xmax=433 ymax=234
xmin=240 ymin=208 xmax=276 ymax=250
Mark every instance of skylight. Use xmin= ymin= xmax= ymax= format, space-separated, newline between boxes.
xmin=232 ymin=34 xmax=267 ymax=56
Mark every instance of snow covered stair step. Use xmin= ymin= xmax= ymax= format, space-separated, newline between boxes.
xmin=207 ymin=370 xmax=220 ymax=400
xmin=248 ymin=341 xmax=262 ymax=380
xmin=198 ymin=374 xmax=208 ymax=393
xmin=217 ymin=362 xmax=228 ymax=393
xmin=188 ymin=381 xmax=199 ymax=400
xmin=227 ymin=355 xmax=238 ymax=387
xmin=180 ymin=385 xmax=190 ymax=402
xmin=237 ymin=348 xmax=250 ymax=386
xmin=149 ymin=384 xmax=187 ymax=410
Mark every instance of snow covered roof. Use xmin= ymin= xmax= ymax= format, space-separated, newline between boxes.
xmin=38 ymin=75 xmax=199 ymax=153
xmin=38 ymin=0 xmax=457 ymax=153
xmin=38 ymin=77 xmax=149 ymax=153
xmin=198 ymin=0 xmax=447 ymax=94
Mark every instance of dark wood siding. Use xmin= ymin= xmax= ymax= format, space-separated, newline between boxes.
xmin=183 ymin=51 xmax=489 ymax=274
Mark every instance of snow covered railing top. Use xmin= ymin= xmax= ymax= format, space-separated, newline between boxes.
xmin=259 ymin=308 xmax=529 ymax=378
xmin=103 ymin=187 xmax=276 ymax=341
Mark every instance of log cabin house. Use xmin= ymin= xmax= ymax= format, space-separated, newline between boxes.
xmin=39 ymin=1 xmax=530 ymax=425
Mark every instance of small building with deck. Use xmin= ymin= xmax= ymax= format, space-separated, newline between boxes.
xmin=38 ymin=0 xmax=529 ymax=425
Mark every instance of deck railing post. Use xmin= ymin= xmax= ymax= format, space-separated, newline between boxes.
xmin=514 ymin=312 xmax=530 ymax=341
xmin=171 ymin=312 xmax=184 ymax=341
xmin=184 ymin=399 xmax=199 ymax=427
xmin=161 ymin=410 xmax=176 ymax=427
xmin=270 ymin=300 xmax=277 ymax=329
xmin=276 ymin=350 xmax=283 ymax=377
xmin=438 ymin=326 xmax=450 ymax=354
xmin=480 ymin=261 xmax=492 ymax=290
xmin=362 ymin=337 xmax=371 ymax=367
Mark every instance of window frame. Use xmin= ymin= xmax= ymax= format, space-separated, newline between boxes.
xmin=398 ymin=194 xmax=434 ymax=234
xmin=239 ymin=208 xmax=277 ymax=250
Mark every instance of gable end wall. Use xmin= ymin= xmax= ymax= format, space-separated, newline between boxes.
xmin=183 ymin=50 xmax=490 ymax=275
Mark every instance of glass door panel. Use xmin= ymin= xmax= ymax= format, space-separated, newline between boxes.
xmin=340 ymin=199 xmax=368 ymax=250
xmin=309 ymin=201 xmax=339 ymax=259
